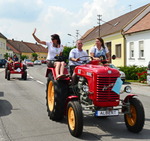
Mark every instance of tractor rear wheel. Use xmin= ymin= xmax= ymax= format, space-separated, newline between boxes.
xmin=7 ymin=70 xmax=10 ymax=80
xmin=46 ymin=73 xmax=68 ymax=121
xmin=22 ymin=70 xmax=27 ymax=80
xmin=124 ymin=98 xmax=145 ymax=133
xmin=67 ymin=101 xmax=83 ymax=137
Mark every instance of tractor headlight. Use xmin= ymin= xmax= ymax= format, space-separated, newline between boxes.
xmin=82 ymin=85 xmax=89 ymax=92
xmin=124 ymin=86 xmax=132 ymax=93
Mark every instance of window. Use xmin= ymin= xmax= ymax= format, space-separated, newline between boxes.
xmin=115 ymin=44 xmax=121 ymax=58
xmin=139 ymin=41 xmax=144 ymax=58
xmin=129 ymin=42 xmax=134 ymax=58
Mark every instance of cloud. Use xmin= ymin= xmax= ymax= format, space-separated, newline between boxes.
xmin=0 ymin=0 xmax=123 ymax=45
xmin=72 ymin=0 xmax=118 ymax=28
xmin=0 ymin=0 xmax=43 ymax=22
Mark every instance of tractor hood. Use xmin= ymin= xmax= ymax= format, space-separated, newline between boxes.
xmin=74 ymin=64 xmax=120 ymax=77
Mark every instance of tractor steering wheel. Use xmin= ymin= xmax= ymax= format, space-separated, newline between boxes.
xmin=98 ymin=55 xmax=108 ymax=64
xmin=75 ymin=56 xmax=93 ymax=64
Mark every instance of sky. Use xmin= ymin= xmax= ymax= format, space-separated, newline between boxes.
xmin=0 ymin=0 xmax=149 ymax=46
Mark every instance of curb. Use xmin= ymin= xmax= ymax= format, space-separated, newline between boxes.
xmin=131 ymin=82 xmax=150 ymax=86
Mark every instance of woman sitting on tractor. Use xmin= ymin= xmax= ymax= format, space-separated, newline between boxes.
xmin=32 ymin=28 xmax=67 ymax=80
xmin=90 ymin=37 xmax=110 ymax=62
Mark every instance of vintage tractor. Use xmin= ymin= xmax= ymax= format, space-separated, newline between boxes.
xmin=45 ymin=56 xmax=145 ymax=137
xmin=5 ymin=62 xmax=27 ymax=80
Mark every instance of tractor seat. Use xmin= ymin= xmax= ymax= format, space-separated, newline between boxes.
xmin=14 ymin=62 xmax=21 ymax=69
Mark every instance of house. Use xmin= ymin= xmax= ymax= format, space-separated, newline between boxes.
xmin=7 ymin=39 xmax=34 ymax=60
xmin=6 ymin=42 xmax=19 ymax=57
xmin=23 ymin=42 xmax=48 ymax=60
xmin=7 ymin=39 xmax=48 ymax=61
xmin=81 ymin=4 xmax=150 ymax=67
xmin=124 ymin=12 xmax=150 ymax=67
xmin=0 ymin=33 xmax=7 ymax=59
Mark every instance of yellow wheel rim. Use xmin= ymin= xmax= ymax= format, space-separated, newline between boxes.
xmin=68 ymin=107 xmax=75 ymax=130
xmin=48 ymin=81 xmax=54 ymax=111
xmin=126 ymin=105 xmax=137 ymax=126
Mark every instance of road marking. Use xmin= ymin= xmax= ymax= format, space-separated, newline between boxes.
xmin=27 ymin=74 xmax=45 ymax=85
xmin=29 ymin=76 xmax=34 ymax=79
xmin=36 ymin=80 xmax=45 ymax=85
xmin=0 ymin=129 xmax=5 ymax=141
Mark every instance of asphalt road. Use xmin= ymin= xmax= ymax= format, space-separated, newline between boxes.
xmin=0 ymin=65 xmax=150 ymax=141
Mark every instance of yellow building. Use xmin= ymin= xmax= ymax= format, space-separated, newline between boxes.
xmin=81 ymin=4 xmax=149 ymax=67
xmin=0 ymin=33 xmax=7 ymax=59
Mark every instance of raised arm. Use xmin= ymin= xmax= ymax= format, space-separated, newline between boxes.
xmin=32 ymin=28 xmax=46 ymax=45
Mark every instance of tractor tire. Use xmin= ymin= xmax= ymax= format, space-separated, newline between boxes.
xmin=67 ymin=101 xmax=83 ymax=137
xmin=22 ymin=70 xmax=27 ymax=80
xmin=5 ymin=68 xmax=7 ymax=79
xmin=46 ymin=73 xmax=68 ymax=121
xmin=7 ymin=70 xmax=10 ymax=80
xmin=124 ymin=98 xmax=145 ymax=133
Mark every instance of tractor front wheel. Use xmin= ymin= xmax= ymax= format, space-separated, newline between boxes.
xmin=124 ymin=98 xmax=145 ymax=133
xmin=67 ymin=101 xmax=83 ymax=137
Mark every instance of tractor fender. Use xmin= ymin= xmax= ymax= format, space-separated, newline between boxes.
xmin=64 ymin=95 xmax=79 ymax=116
xmin=45 ymin=68 xmax=56 ymax=77
xmin=124 ymin=94 xmax=137 ymax=102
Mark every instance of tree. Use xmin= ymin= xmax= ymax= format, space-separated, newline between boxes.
xmin=21 ymin=55 xmax=28 ymax=60
xmin=4 ymin=53 xmax=9 ymax=59
xmin=62 ymin=46 xmax=75 ymax=63
xmin=32 ymin=53 xmax=38 ymax=61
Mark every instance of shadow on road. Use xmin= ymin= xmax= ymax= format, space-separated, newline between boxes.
xmin=6 ymin=77 xmax=33 ymax=81
xmin=0 ymin=95 xmax=13 ymax=117
xmin=79 ymin=115 xmax=150 ymax=140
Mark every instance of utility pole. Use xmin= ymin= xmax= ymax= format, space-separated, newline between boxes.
xmin=97 ymin=15 xmax=102 ymax=38
xmin=129 ymin=5 xmax=132 ymax=12
xmin=76 ymin=30 xmax=79 ymax=40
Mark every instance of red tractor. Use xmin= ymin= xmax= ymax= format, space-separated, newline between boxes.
xmin=5 ymin=62 xmax=27 ymax=80
xmin=45 ymin=56 xmax=145 ymax=137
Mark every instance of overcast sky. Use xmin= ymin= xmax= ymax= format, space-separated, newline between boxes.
xmin=0 ymin=0 xmax=149 ymax=46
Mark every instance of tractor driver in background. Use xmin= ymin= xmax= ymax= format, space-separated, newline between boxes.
xmin=69 ymin=40 xmax=88 ymax=76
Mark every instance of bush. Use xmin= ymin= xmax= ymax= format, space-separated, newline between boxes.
xmin=119 ymin=65 xmax=147 ymax=80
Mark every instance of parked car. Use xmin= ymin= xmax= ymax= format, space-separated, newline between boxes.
xmin=0 ymin=59 xmax=7 ymax=68
xmin=24 ymin=59 xmax=34 ymax=67
xmin=41 ymin=60 xmax=47 ymax=64
xmin=34 ymin=60 xmax=42 ymax=65
xmin=109 ymin=64 xmax=126 ymax=83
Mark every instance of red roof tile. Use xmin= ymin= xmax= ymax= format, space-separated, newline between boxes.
xmin=7 ymin=39 xmax=34 ymax=53
xmin=125 ymin=12 xmax=150 ymax=34
xmin=81 ymin=4 xmax=149 ymax=43
xmin=7 ymin=42 xmax=20 ymax=54
xmin=23 ymin=42 xmax=48 ymax=53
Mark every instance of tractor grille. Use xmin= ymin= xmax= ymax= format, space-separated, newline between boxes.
xmin=96 ymin=76 xmax=119 ymax=102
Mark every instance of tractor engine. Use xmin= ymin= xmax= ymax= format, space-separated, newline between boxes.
xmin=74 ymin=63 xmax=121 ymax=108
xmin=77 ymin=76 xmax=92 ymax=106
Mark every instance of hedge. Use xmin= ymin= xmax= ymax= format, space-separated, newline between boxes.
xmin=118 ymin=65 xmax=147 ymax=80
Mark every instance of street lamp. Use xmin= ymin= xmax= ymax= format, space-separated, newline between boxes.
xmin=67 ymin=34 xmax=77 ymax=40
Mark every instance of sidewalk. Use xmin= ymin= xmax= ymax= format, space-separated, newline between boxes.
xmin=131 ymin=82 xmax=150 ymax=86
xmin=0 ymin=68 xmax=5 ymax=72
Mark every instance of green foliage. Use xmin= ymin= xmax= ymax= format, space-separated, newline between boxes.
xmin=138 ymin=73 xmax=147 ymax=82
xmin=119 ymin=65 xmax=147 ymax=80
xmin=62 ymin=46 xmax=75 ymax=63
xmin=21 ymin=55 xmax=28 ymax=60
xmin=32 ymin=53 xmax=38 ymax=61
xmin=4 ymin=53 xmax=10 ymax=59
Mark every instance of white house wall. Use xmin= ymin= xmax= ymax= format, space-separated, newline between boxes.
xmin=126 ymin=30 xmax=150 ymax=67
